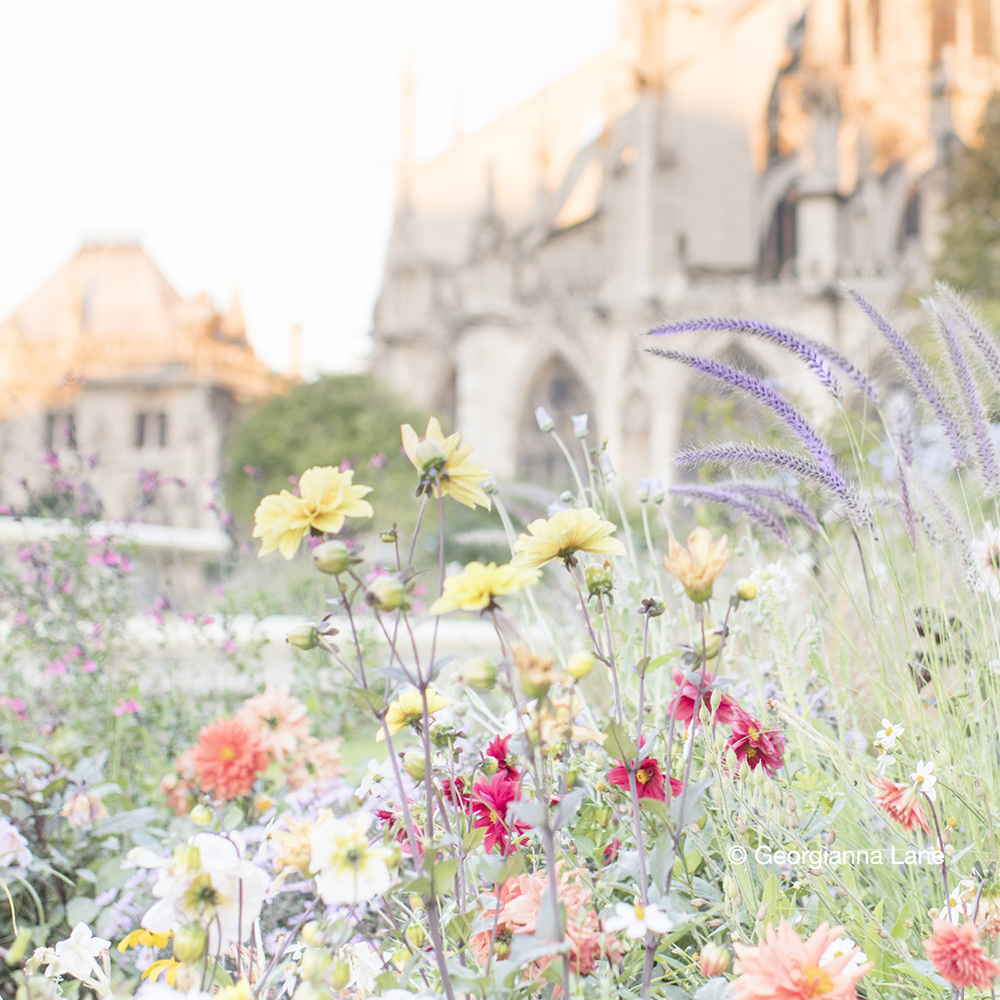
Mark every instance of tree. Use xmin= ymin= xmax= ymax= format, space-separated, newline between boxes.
xmin=225 ymin=374 xmax=425 ymax=531
xmin=936 ymin=95 xmax=1000 ymax=297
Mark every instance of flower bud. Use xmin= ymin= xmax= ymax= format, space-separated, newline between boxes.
xmin=639 ymin=597 xmax=666 ymax=618
xmin=300 ymin=948 xmax=331 ymax=982
xmin=409 ymin=895 xmax=424 ymax=912
xmin=571 ymin=414 xmax=589 ymax=438
xmin=710 ymin=687 xmax=724 ymax=710
xmin=287 ymin=623 xmax=319 ymax=650
xmin=696 ymin=630 xmax=723 ymax=660
xmin=414 ymin=438 xmax=447 ymax=472
xmin=172 ymin=923 xmax=208 ymax=963
xmin=535 ymin=406 xmax=555 ymax=433
xmin=585 ymin=561 xmax=614 ymax=597
xmin=301 ymin=921 xmax=323 ymax=947
xmin=481 ymin=756 xmax=498 ymax=776
xmin=405 ymin=924 xmax=426 ymax=949
xmin=189 ymin=804 xmax=213 ymax=825
xmin=699 ymin=943 xmax=730 ymax=977
xmin=567 ymin=650 xmax=595 ymax=680
xmin=330 ymin=960 xmax=351 ymax=992
xmin=638 ymin=479 xmax=651 ymax=503
xmin=480 ymin=476 xmax=499 ymax=495
xmin=312 ymin=541 xmax=352 ymax=575
xmin=735 ymin=578 xmax=758 ymax=602
xmin=293 ymin=985 xmax=330 ymax=1000
xmin=594 ymin=806 xmax=613 ymax=828
xmin=366 ymin=575 xmax=407 ymax=612
xmin=402 ymin=751 xmax=426 ymax=781
xmin=649 ymin=478 xmax=666 ymax=504
xmin=456 ymin=657 xmax=497 ymax=690
xmin=824 ymin=830 xmax=837 ymax=846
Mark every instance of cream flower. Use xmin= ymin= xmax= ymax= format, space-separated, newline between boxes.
xmin=60 ymin=791 xmax=109 ymax=830
xmin=44 ymin=923 xmax=111 ymax=980
xmin=911 ymin=760 xmax=937 ymax=801
xmin=604 ymin=902 xmax=677 ymax=939
xmin=511 ymin=508 xmax=625 ymax=569
xmin=534 ymin=693 xmax=606 ymax=746
xmin=0 ymin=817 xmax=31 ymax=868
xmin=876 ymin=719 xmax=904 ymax=750
xmin=310 ymin=812 xmax=394 ymax=905
xmin=239 ymin=684 xmax=310 ymax=763
xmin=401 ymin=417 xmax=491 ymax=510
xmin=820 ymin=937 xmax=868 ymax=975
xmin=253 ymin=466 xmax=373 ymax=559
xmin=430 ymin=561 xmax=540 ymax=614
xmin=376 ymin=687 xmax=450 ymax=741
xmin=663 ymin=526 xmax=732 ymax=603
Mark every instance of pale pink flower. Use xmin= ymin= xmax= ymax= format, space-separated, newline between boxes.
xmin=240 ymin=684 xmax=309 ymax=762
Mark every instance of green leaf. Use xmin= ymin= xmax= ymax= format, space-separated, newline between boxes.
xmin=602 ymin=720 xmax=634 ymax=763
xmin=374 ymin=972 xmax=399 ymax=992
xmin=92 ymin=807 xmax=158 ymax=837
xmin=425 ymin=858 xmax=459 ymax=897
xmin=462 ymin=827 xmax=486 ymax=853
xmin=350 ymin=687 xmax=386 ymax=716
xmin=66 ymin=897 xmax=99 ymax=926
xmin=495 ymin=852 xmax=525 ymax=885
xmin=649 ymin=831 xmax=675 ymax=893
xmin=693 ymin=977 xmax=728 ymax=1000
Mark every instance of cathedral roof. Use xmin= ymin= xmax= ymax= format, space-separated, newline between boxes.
xmin=3 ymin=243 xmax=191 ymax=340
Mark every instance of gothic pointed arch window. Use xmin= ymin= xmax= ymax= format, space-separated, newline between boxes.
xmin=761 ymin=189 xmax=798 ymax=279
xmin=517 ymin=356 xmax=594 ymax=489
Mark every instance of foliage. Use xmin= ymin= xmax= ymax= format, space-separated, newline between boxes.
xmin=936 ymin=94 xmax=1000 ymax=298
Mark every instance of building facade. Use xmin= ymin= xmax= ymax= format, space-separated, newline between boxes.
xmin=372 ymin=0 xmax=999 ymax=493
xmin=0 ymin=244 xmax=280 ymax=527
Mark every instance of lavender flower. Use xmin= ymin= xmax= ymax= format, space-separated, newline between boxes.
xmin=648 ymin=318 xmax=842 ymax=398
xmin=669 ymin=484 xmax=791 ymax=545
xmin=847 ymin=288 xmax=966 ymax=464
xmin=937 ymin=308 xmax=996 ymax=481
xmin=936 ymin=282 xmax=1000 ymax=397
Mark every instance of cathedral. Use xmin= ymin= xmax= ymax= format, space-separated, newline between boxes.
xmin=372 ymin=0 xmax=998 ymax=493
xmin=0 ymin=244 xmax=280 ymax=528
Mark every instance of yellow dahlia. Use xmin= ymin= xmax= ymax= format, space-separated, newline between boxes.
xmin=376 ymin=687 xmax=451 ymax=741
xmin=511 ymin=507 xmax=625 ymax=569
xmin=400 ymin=417 xmax=491 ymax=510
xmin=663 ymin=526 xmax=732 ymax=603
xmin=253 ymin=466 xmax=373 ymax=559
xmin=430 ymin=561 xmax=540 ymax=615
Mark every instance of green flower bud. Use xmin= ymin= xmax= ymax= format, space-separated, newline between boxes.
xmin=594 ymin=806 xmax=612 ymax=828
xmin=456 ymin=657 xmax=497 ymax=690
xmin=312 ymin=540 xmax=352 ymax=575
xmin=189 ymin=804 xmax=213 ymax=825
xmin=287 ymin=623 xmax=319 ymax=650
xmin=567 ymin=650 xmax=595 ymax=680
xmin=330 ymin=960 xmax=350 ymax=991
xmin=481 ymin=756 xmax=498 ymax=776
xmin=366 ymin=575 xmax=407 ymax=612
xmin=401 ymin=751 xmax=426 ymax=781
xmin=301 ymin=921 xmax=323 ymax=947
xmin=584 ymin=561 xmax=614 ymax=596
xmin=300 ymin=947 xmax=331 ymax=982
xmin=405 ymin=924 xmax=426 ymax=949
xmin=639 ymin=597 xmax=666 ymax=618
xmin=414 ymin=438 xmax=447 ymax=473
xmin=735 ymin=578 xmax=758 ymax=602
xmin=172 ymin=923 xmax=207 ymax=963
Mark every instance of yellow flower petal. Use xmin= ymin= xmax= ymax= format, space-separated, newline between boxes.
xmin=511 ymin=508 xmax=626 ymax=569
xmin=430 ymin=562 xmax=540 ymax=615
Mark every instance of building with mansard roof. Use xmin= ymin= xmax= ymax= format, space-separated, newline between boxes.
xmin=372 ymin=0 xmax=997 ymax=493
xmin=0 ymin=243 xmax=282 ymax=527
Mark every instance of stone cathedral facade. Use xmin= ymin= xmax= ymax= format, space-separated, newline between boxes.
xmin=372 ymin=0 xmax=999 ymax=493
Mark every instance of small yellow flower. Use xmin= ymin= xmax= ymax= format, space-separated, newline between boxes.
xmin=117 ymin=929 xmax=172 ymax=953
xmin=429 ymin=561 xmax=540 ymax=615
xmin=271 ymin=817 xmax=316 ymax=873
xmin=534 ymin=693 xmax=606 ymax=746
xmin=511 ymin=508 xmax=625 ymax=569
xmin=376 ymin=687 xmax=450 ymax=741
xmin=513 ymin=643 xmax=557 ymax=699
xmin=215 ymin=980 xmax=255 ymax=1000
xmin=253 ymin=466 xmax=374 ymax=560
xmin=663 ymin=526 xmax=732 ymax=603
xmin=141 ymin=957 xmax=180 ymax=984
xmin=400 ymin=417 xmax=492 ymax=510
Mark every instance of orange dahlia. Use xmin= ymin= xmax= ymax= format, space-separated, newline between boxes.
xmin=190 ymin=717 xmax=270 ymax=800
xmin=924 ymin=919 xmax=1000 ymax=990
xmin=871 ymin=776 xmax=930 ymax=834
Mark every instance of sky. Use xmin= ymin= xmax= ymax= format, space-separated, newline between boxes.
xmin=0 ymin=1 xmax=618 ymax=376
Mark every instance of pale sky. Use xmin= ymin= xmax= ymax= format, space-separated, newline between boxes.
xmin=0 ymin=1 xmax=617 ymax=376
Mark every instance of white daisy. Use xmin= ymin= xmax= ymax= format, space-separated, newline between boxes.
xmin=910 ymin=760 xmax=937 ymax=801
xmin=941 ymin=879 xmax=978 ymax=923
xmin=604 ymin=901 xmax=677 ymax=939
xmin=875 ymin=749 xmax=896 ymax=775
xmin=820 ymin=937 xmax=867 ymax=974
xmin=356 ymin=758 xmax=395 ymax=801
xmin=876 ymin=719 xmax=904 ymax=749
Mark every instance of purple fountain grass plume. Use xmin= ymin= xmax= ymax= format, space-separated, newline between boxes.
xmin=648 ymin=347 xmax=847 ymax=482
xmin=917 ymin=475 xmax=975 ymax=581
xmin=936 ymin=282 xmax=1000 ymax=397
xmin=647 ymin=318 xmax=842 ymax=398
xmin=806 ymin=339 xmax=880 ymax=405
xmin=885 ymin=392 xmax=919 ymax=467
xmin=936 ymin=308 xmax=997 ymax=482
xmin=717 ymin=480 xmax=821 ymax=531
xmin=668 ymin=484 xmax=791 ymax=545
xmin=674 ymin=442 xmax=871 ymax=526
xmin=895 ymin=465 xmax=918 ymax=548
xmin=847 ymin=287 xmax=966 ymax=465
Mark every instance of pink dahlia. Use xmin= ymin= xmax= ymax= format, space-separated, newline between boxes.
xmin=871 ymin=776 xmax=930 ymax=834
xmin=923 ymin=919 xmax=1000 ymax=989
xmin=727 ymin=710 xmax=786 ymax=775
xmin=667 ymin=667 xmax=738 ymax=727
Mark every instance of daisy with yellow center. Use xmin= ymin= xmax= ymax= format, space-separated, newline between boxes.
xmin=376 ymin=687 xmax=451 ymax=741
xmin=400 ymin=417 xmax=492 ymax=510
xmin=429 ymin=561 xmax=541 ymax=615
xmin=310 ymin=811 xmax=394 ymax=905
xmin=253 ymin=466 xmax=373 ymax=560
xmin=511 ymin=508 xmax=626 ymax=570
xmin=663 ymin=526 xmax=732 ymax=603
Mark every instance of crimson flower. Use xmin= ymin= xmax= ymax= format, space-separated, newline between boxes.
xmin=607 ymin=755 xmax=681 ymax=802
xmin=668 ymin=667 xmax=738 ymax=727
xmin=441 ymin=775 xmax=472 ymax=810
xmin=487 ymin=734 xmax=520 ymax=780
xmin=471 ymin=772 xmax=530 ymax=854
xmin=727 ymin=710 xmax=785 ymax=776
